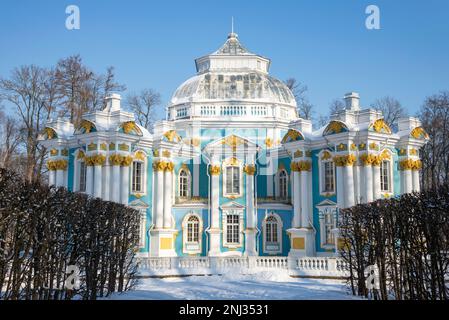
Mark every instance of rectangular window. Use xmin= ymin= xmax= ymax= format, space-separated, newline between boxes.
xmin=323 ymin=161 xmax=335 ymax=193
xmin=325 ymin=213 xmax=335 ymax=245
xmin=226 ymin=166 xmax=240 ymax=195
xmin=226 ymin=214 xmax=240 ymax=244
xmin=79 ymin=161 xmax=86 ymax=192
xmin=380 ymin=161 xmax=391 ymax=192
xmin=132 ymin=161 xmax=143 ymax=193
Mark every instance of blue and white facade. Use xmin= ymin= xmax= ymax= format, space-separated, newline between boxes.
xmin=40 ymin=33 xmax=429 ymax=259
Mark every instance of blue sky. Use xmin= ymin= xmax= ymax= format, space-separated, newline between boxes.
xmin=1 ymin=0 xmax=448 ymax=121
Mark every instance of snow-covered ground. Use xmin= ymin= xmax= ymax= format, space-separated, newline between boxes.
xmin=107 ymin=272 xmax=361 ymax=300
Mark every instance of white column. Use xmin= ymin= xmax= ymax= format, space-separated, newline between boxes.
xmin=373 ymin=165 xmax=381 ymax=200
xmin=336 ymin=166 xmax=344 ymax=209
xmin=412 ymin=169 xmax=420 ymax=193
xmin=86 ymin=165 xmax=94 ymax=196
xmin=163 ymin=165 xmax=173 ymax=229
xmin=364 ymin=165 xmax=374 ymax=203
xmin=246 ymin=170 xmax=255 ymax=228
xmin=102 ymin=162 xmax=110 ymax=201
xmin=111 ymin=164 xmax=121 ymax=203
xmin=193 ymin=158 xmax=200 ymax=197
xmin=56 ymin=170 xmax=64 ymax=187
xmin=404 ymin=169 xmax=413 ymax=194
xmin=155 ymin=167 xmax=164 ymax=229
xmin=244 ymin=164 xmax=257 ymax=256
xmin=121 ymin=165 xmax=130 ymax=205
xmin=292 ymin=169 xmax=301 ymax=228
xmin=344 ymin=165 xmax=355 ymax=208
xmin=94 ymin=165 xmax=102 ymax=198
xmin=300 ymin=170 xmax=309 ymax=228
xmin=354 ymin=165 xmax=360 ymax=204
xmin=208 ymin=163 xmax=221 ymax=256
xmin=49 ymin=170 xmax=56 ymax=186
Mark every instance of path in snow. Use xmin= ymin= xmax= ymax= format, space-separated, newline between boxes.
xmin=107 ymin=272 xmax=361 ymax=300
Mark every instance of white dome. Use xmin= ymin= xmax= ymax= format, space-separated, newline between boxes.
xmin=170 ymin=72 xmax=297 ymax=107
xmin=167 ymin=33 xmax=298 ymax=121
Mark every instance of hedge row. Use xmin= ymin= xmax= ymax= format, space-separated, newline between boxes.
xmin=0 ymin=169 xmax=140 ymax=300
xmin=339 ymin=185 xmax=449 ymax=300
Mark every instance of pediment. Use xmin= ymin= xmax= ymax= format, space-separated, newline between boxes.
xmin=203 ymin=134 xmax=259 ymax=153
xmin=316 ymin=199 xmax=337 ymax=207
xmin=129 ymin=199 xmax=149 ymax=208
xmin=220 ymin=201 xmax=246 ymax=210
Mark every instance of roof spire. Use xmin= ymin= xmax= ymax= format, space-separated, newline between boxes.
xmin=228 ymin=17 xmax=237 ymax=39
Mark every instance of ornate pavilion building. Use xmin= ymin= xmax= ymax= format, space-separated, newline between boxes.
xmin=40 ymin=32 xmax=429 ymax=258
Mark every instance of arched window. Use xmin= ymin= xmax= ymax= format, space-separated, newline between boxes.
xmin=279 ymin=170 xmax=288 ymax=200
xmin=182 ymin=213 xmax=203 ymax=254
xmin=178 ymin=169 xmax=190 ymax=198
xmin=265 ymin=216 xmax=278 ymax=243
xmin=262 ymin=213 xmax=283 ymax=254
xmin=380 ymin=160 xmax=391 ymax=193
xmin=132 ymin=161 xmax=144 ymax=193
xmin=186 ymin=216 xmax=199 ymax=243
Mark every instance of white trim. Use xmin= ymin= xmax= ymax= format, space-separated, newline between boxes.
xmin=182 ymin=212 xmax=203 ymax=255
xmin=262 ymin=212 xmax=283 ymax=255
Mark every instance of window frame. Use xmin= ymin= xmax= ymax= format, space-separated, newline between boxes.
xmin=182 ymin=213 xmax=203 ymax=254
xmin=319 ymin=151 xmax=336 ymax=196
xmin=130 ymin=151 xmax=147 ymax=196
xmin=73 ymin=149 xmax=87 ymax=193
xmin=278 ymin=169 xmax=288 ymax=200
xmin=262 ymin=212 xmax=283 ymax=255
xmin=222 ymin=158 xmax=243 ymax=199
xmin=380 ymin=159 xmax=392 ymax=193
xmin=222 ymin=209 xmax=244 ymax=248
xmin=318 ymin=205 xmax=337 ymax=249
xmin=79 ymin=160 xmax=87 ymax=192
xmin=178 ymin=168 xmax=191 ymax=199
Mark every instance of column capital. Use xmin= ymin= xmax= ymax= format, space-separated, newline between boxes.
xmin=152 ymin=160 xmax=174 ymax=172
xmin=291 ymin=161 xmax=312 ymax=172
xmin=334 ymin=154 xmax=356 ymax=167
xmin=399 ymin=159 xmax=422 ymax=171
xmin=47 ymin=159 xmax=68 ymax=171
xmin=85 ymin=154 xmax=106 ymax=166
xmin=243 ymin=164 xmax=256 ymax=175
xmin=209 ymin=165 xmax=221 ymax=176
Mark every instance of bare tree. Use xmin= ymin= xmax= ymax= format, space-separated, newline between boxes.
xmin=0 ymin=65 xmax=55 ymax=182
xmin=418 ymin=91 xmax=449 ymax=190
xmin=329 ymin=98 xmax=346 ymax=115
xmin=125 ymin=89 xmax=161 ymax=131
xmin=285 ymin=78 xmax=314 ymax=120
xmin=0 ymin=111 xmax=21 ymax=168
xmin=55 ymin=55 xmax=93 ymax=126
xmin=55 ymin=56 xmax=125 ymax=125
xmin=371 ymin=96 xmax=407 ymax=128
xmin=316 ymin=98 xmax=346 ymax=128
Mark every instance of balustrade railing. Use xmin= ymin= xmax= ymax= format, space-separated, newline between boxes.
xmin=137 ymin=256 xmax=348 ymax=278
